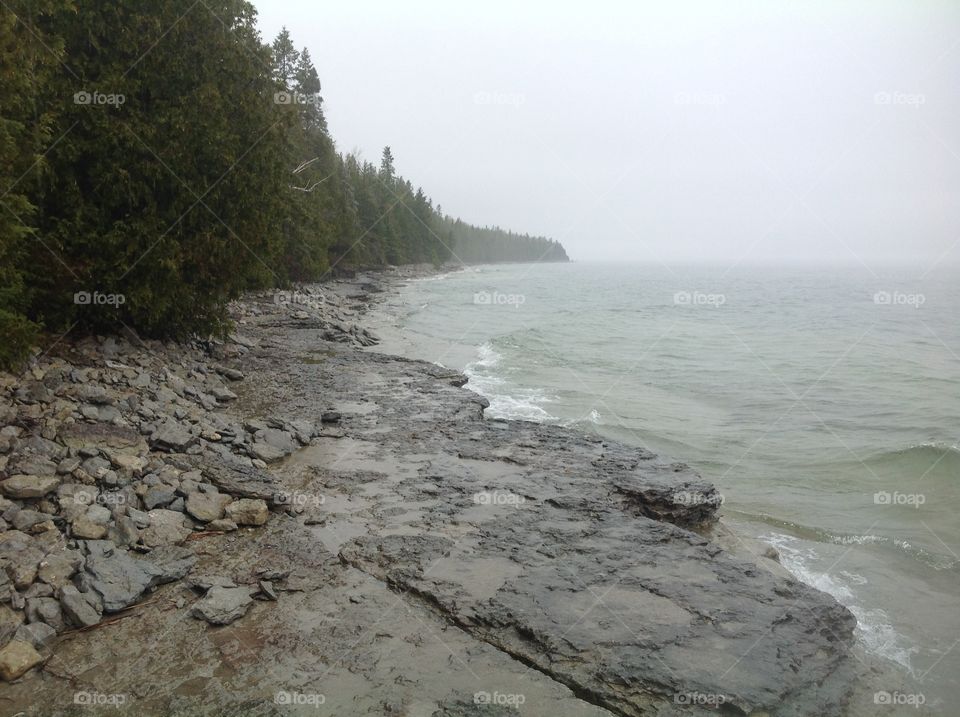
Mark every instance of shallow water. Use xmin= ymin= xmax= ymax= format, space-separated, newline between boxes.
xmin=366 ymin=261 xmax=960 ymax=712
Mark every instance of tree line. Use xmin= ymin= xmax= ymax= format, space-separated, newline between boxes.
xmin=0 ymin=1 xmax=568 ymax=369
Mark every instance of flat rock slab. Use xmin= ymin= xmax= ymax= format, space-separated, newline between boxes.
xmin=189 ymin=586 xmax=254 ymax=625
xmin=59 ymin=423 xmax=147 ymax=455
xmin=82 ymin=542 xmax=195 ymax=612
xmin=243 ymin=343 xmax=860 ymax=717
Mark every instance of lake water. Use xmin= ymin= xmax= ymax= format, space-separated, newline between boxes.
xmin=366 ymin=261 xmax=960 ymax=713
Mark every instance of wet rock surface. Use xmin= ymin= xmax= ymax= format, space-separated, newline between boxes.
xmin=0 ymin=268 xmax=873 ymax=716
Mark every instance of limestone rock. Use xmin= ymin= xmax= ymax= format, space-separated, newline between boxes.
xmin=0 ymin=475 xmax=60 ymax=499
xmin=189 ymin=586 xmax=254 ymax=625
xmin=185 ymin=492 xmax=231 ymax=523
xmin=0 ymin=640 xmax=43 ymax=680
xmin=224 ymin=499 xmax=268 ymax=527
xmin=59 ymin=585 xmax=101 ymax=628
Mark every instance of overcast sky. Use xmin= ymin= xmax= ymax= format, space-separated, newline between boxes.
xmin=253 ymin=1 xmax=960 ymax=268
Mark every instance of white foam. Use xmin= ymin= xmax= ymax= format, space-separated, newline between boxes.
xmin=762 ymin=532 xmax=919 ymax=672
xmin=465 ymin=343 xmax=556 ymax=422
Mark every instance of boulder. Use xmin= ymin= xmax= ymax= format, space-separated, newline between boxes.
xmin=0 ymin=640 xmax=43 ymax=680
xmin=185 ymin=492 xmax=231 ymax=523
xmin=143 ymin=485 xmax=177 ymax=510
xmin=248 ymin=440 xmax=287 ymax=464
xmin=140 ymin=510 xmax=191 ymax=547
xmin=189 ymin=586 xmax=254 ymax=625
xmin=37 ymin=551 xmax=83 ymax=590
xmin=150 ymin=421 xmax=197 ymax=453
xmin=59 ymin=585 xmax=101 ymax=628
xmin=82 ymin=542 xmax=194 ymax=612
xmin=59 ymin=423 xmax=145 ymax=454
xmin=24 ymin=597 xmax=63 ymax=632
xmin=0 ymin=534 xmax=44 ymax=589
xmin=71 ymin=518 xmax=108 ymax=541
xmin=224 ymin=499 xmax=268 ymax=527
xmin=0 ymin=476 xmax=60 ymax=499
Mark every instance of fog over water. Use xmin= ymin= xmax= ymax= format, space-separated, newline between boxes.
xmin=253 ymin=0 xmax=960 ymax=268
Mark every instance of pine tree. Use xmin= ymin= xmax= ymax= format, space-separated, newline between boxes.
xmin=272 ymin=27 xmax=300 ymax=86
xmin=0 ymin=0 xmax=68 ymax=368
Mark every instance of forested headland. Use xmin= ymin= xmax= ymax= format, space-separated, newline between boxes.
xmin=0 ymin=1 xmax=568 ymax=368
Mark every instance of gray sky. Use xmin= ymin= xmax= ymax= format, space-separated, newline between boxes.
xmin=253 ymin=0 xmax=960 ymax=268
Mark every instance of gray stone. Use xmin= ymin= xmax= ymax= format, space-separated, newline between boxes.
xmin=58 ymin=585 xmax=101 ymax=627
xmin=0 ymin=604 xmax=24 ymax=646
xmin=0 ymin=475 xmax=60 ymax=499
xmin=140 ymin=510 xmax=190 ymax=547
xmin=82 ymin=542 xmax=194 ymax=612
xmin=8 ymin=454 xmax=59 ymax=477
xmin=11 ymin=510 xmax=51 ymax=533
xmin=213 ymin=365 xmax=244 ymax=381
xmin=150 ymin=421 xmax=197 ymax=453
xmin=13 ymin=621 xmax=56 ymax=649
xmin=0 ymin=534 xmax=44 ymax=589
xmin=37 ymin=551 xmax=82 ymax=590
xmin=206 ymin=519 xmax=237 ymax=532
xmin=257 ymin=580 xmax=277 ymax=601
xmin=59 ymin=423 xmax=144 ymax=454
xmin=0 ymin=640 xmax=43 ymax=680
xmin=184 ymin=492 xmax=231 ymax=523
xmin=143 ymin=485 xmax=176 ymax=510
xmin=189 ymin=586 xmax=254 ymax=625
xmin=71 ymin=518 xmax=107 ymax=540
xmin=83 ymin=505 xmax=112 ymax=526
xmin=248 ymin=440 xmax=287 ymax=464
xmin=25 ymin=597 xmax=63 ymax=632
xmin=185 ymin=575 xmax=236 ymax=592
xmin=56 ymin=457 xmax=81 ymax=474
xmin=108 ymin=517 xmax=140 ymax=547
xmin=224 ymin=499 xmax=268 ymax=527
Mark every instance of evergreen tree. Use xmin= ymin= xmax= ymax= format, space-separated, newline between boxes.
xmin=0 ymin=14 xmax=567 ymax=370
xmin=28 ymin=0 xmax=291 ymax=338
xmin=272 ymin=27 xmax=300 ymax=86
xmin=0 ymin=0 xmax=69 ymax=367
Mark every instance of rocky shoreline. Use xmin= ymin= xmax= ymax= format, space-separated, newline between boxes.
xmin=0 ymin=267 xmax=880 ymax=715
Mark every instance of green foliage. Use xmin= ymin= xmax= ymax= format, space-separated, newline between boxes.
xmin=0 ymin=12 xmax=568 ymax=370
xmin=26 ymin=0 xmax=291 ymax=339
xmin=0 ymin=1 xmax=69 ymax=370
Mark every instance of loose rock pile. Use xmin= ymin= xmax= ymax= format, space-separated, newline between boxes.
xmin=0 ymin=310 xmax=344 ymax=681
